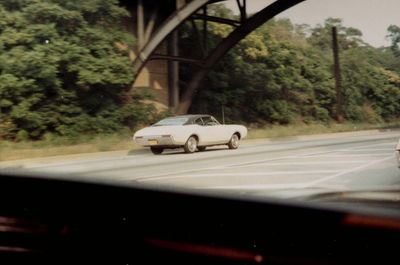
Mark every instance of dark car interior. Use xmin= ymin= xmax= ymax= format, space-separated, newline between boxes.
xmin=0 ymin=171 xmax=399 ymax=264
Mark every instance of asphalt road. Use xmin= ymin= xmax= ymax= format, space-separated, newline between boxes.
xmin=18 ymin=130 xmax=400 ymax=197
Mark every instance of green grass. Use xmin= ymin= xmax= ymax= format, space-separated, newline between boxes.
xmin=246 ymin=121 xmax=400 ymax=139
xmin=1 ymin=121 xmax=399 ymax=162
xmin=0 ymin=132 xmax=138 ymax=162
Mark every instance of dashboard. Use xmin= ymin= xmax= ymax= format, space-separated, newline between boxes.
xmin=0 ymin=170 xmax=399 ymax=264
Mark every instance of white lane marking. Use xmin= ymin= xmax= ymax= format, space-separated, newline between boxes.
xmin=134 ymin=150 xmax=334 ymax=181
xmin=298 ymin=156 xmax=393 ymax=188
xmin=134 ymin=142 xmax=395 ymax=182
xmin=127 ymin=166 xmax=223 ymax=181
xmin=199 ymin=156 xmax=393 ymax=190
xmin=229 ymin=160 xmax=371 ymax=169
xmin=199 ymin=183 xmax=304 ymax=190
xmin=135 ymin=148 xmax=386 ymax=182
xmin=303 ymin=154 xmax=389 ymax=158
xmin=353 ymin=142 xmax=396 ymax=149
xmin=186 ymin=170 xmax=340 ymax=177
xmin=138 ymin=170 xmax=340 ymax=182
xmin=210 ymin=150 xmax=337 ymax=169
xmin=332 ymin=149 xmax=394 ymax=152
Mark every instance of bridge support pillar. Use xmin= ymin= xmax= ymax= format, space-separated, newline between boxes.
xmin=168 ymin=30 xmax=180 ymax=109
xmin=130 ymin=0 xmax=186 ymax=111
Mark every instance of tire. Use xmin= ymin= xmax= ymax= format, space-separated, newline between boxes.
xmin=197 ymin=146 xmax=206 ymax=152
xmin=227 ymin=134 xmax=240 ymax=149
xmin=150 ymin=147 xmax=163 ymax=155
xmin=184 ymin=136 xmax=198 ymax=153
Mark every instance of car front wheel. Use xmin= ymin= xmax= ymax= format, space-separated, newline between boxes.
xmin=228 ymin=134 xmax=240 ymax=149
xmin=150 ymin=147 xmax=163 ymax=155
xmin=184 ymin=136 xmax=198 ymax=153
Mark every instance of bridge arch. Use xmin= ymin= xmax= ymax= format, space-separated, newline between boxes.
xmin=131 ymin=0 xmax=305 ymax=114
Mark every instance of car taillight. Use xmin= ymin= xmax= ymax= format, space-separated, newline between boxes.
xmin=135 ymin=136 xmax=143 ymax=139
xmin=162 ymin=135 xmax=171 ymax=138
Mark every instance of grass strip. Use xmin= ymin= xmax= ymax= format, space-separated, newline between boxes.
xmin=246 ymin=121 xmax=400 ymax=139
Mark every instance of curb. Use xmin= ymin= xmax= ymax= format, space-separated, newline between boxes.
xmin=0 ymin=147 xmax=147 ymax=168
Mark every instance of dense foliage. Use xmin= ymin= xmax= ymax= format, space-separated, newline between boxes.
xmin=181 ymin=5 xmax=400 ymax=125
xmin=0 ymin=0 xmax=154 ymax=140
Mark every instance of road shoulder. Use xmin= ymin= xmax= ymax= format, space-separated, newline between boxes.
xmin=1 ymin=128 xmax=398 ymax=168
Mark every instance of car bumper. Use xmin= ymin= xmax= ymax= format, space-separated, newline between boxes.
xmin=134 ymin=135 xmax=182 ymax=147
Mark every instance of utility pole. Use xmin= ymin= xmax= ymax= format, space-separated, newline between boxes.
xmin=222 ymin=105 xmax=225 ymax=124
xmin=332 ymin=26 xmax=344 ymax=123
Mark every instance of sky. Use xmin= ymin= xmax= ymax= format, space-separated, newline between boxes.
xmin=223 ymin=0 xmax=400 ymax=47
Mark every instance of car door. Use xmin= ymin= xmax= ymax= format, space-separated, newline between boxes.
xmin=192 ymin=117 xmax=211 ymax=145
xmin=211 ymin=116 xmax=232 ymax=142
xmin=201 ymin=116 xmax=228 ymax=144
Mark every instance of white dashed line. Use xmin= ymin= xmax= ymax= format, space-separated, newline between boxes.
xmin=303 ymin=154 xmax=389 ymax=158
xmin=228 ymin=160 xmax=371 ymax=169
xmin=353 ymin=143 xmax=396 ymax=149
xmin=332 ymin=149 xmax=394 ymax=152
xmin=138 ymin=170 xmax=340 ymax=182
xmin=198 ymin=183 xmax=305 ymax=190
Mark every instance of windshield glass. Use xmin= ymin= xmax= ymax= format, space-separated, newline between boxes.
xmin=0 ymin=0 xmax=400 ymax=211
xmin=152 ymin=117 xmax=190 ymax=126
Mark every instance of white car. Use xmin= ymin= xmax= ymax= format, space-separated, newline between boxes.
xmin=133 ymin=114 xmax=247 ymax=154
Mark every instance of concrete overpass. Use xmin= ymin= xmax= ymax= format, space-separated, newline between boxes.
xmin=121 ymin=0 xmax=304 ymax=114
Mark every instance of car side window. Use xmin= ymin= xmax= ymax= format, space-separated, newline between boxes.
xmin=194 ymin=118 xmax=204 ymax=125
xmin=202 ymin=116 xmax=216 ymax=126
xmin=211 ymin=117 xmax=220 ymax=125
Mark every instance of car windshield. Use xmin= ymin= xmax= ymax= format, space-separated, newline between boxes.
xmin=152 ymin=117 xmax=190 ymax=126
xmin=0 ymin=0 xmax=400 ymax=212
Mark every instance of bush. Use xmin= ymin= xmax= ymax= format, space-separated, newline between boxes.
xmin=314 ymin=106 xmax=331 ymax=123
xmin=256 ymin=100 xmax=296 ymax=124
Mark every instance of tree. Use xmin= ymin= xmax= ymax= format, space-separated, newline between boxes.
xmin=308 ymin=18 xmax=364 ymax=51
xmin=386 ymin=25 xmax=400 ymax=56
xmin=0 ymin=0 xmax=153 ymax=140
xmin=179 ymin=5 xmax=400 ymax=125
xmin=184 ymin=13 xmax=335 ymax=124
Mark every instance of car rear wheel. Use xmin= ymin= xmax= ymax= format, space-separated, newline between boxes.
xmin=228 ymin=134 xmax=240 ymax=149
xmin=198 ymin=146 xmax=206 ymax=152
xmin=150 ymin=147 xmax=163 ymax=155
xmin=184 ymin=136 xmax=197 ymax=153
